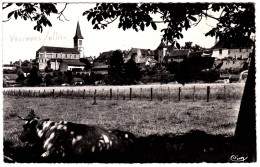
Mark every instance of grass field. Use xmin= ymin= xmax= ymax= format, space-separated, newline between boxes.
xmin=3 ymin=83 xmax=248 ymax=162
xmin=3 ymin=96 xmax=241 ymax=146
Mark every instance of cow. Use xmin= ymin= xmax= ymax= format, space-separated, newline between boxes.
xmin=18 ymin=110 xmax=135 ymax=162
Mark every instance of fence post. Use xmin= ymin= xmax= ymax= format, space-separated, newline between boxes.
xmin=117 ymin=89 xmax=119 ymax=100
xmin=60 ymin=90 xmax=62 ymax=98
xmin=130 ymin=88 xmax=132 ymax=100
xmin=83 ymin=89 xmax=85 ymax=99
xmin=71 ymin=90 xmax=74 ymax=98
xmin=77 ymin=89 xmax=80 ymax=99
xmin=110 ymin=89 xmax=112 ymax=100
xmin=151 ymin=87 xmax=153 ymax=101
xmin=178 ymin=87 xmax=181 ymax=101
xmin=160 ymin=87 xmax=163 ymax=101
xmin=224 ymin=85 xmax=226 ymax=101
xmin=52 ymin=89 xmax=55 ymax=98
xmin=123 ymin=89 xmax=126 ymax=100
xmin=168 ymin=87 xmax=170 ymax=100
xmin=19 ymin=89 xmax=21 ymax=96
xmin=93 ymin=89 xmax=97 ymax=105
xmin=193 ymin=86 xmax=196 ymax=102
xmin=140 ymin=88 xmax=142 ymax=101
xmin=207 ymin=86 xmax=210 ymax=102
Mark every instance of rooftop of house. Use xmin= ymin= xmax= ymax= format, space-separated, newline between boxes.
xmin=37 ymin=46 xmax=80 ymax=54
xmin=188 ymin=51 xmax=203 ymax=58
xmin=92 ymin=65 xmax=109 ymax=70
xmin=212 ymin=36 xmax=254 ymax=49
xmin=137 ymin=57 xmax=159 ymax=64
xmin=61 ymin=59 xmax=86 ymax=66
xmin=155 ymin=41 xmax=176 ymax=52
xmin=165 ymin=49 xmax=190 ymax=58
xmin=96 ymin=51 xmax=113 ymax=60
xmin=3 ymin=74 xmax=18 ymax=80
xmin=130 ymin=48 xmax=156 ymax=56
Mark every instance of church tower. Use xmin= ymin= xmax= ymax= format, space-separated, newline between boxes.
xmin=74 ymin=21 xmax=84 ymax=57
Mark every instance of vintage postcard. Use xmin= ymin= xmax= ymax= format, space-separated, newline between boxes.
xmin=1 ymin=0 xmax=258 ymax=165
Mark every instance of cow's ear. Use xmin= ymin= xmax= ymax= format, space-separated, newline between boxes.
xmin=30 ymin=120 xmax=38 ymax=127
xmin=18 ymin=115 xmax=25 ymax=120
xmin=25 ymin=109 xmax=40 ymax=120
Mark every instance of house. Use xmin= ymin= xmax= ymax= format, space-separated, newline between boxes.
xmin=93 ymin=51 xmax=113 ymax=66
xmin=91 ymin=65 xmax=109 ymax=75
xmin=164 ymin=49 xmax=190 ymax=64
xmin=71 ymin=78 xmax=84 ymax=85
xmin=135 ymin=57 xmax=158 ymax=70
xmin=188 ymin=51 xmax=203 ymax=58
xmin=36 ymin=21 xmax=84 ymax=70
xmin=3 ymin=74 xmax=19 ymax=87
xmin=154 ymin=41 xmax=176 ymax=63
xmin=211 ymin=36 xmax=253 ymax=60
xmin=124 ymin=48 xmax=156 ymax=63
xmin=59 ymin=59 xmax=86 ymax=72
xmin=2 ymin=63 xmax=16 ymax=71
xmin=202 ymin=49 xmax=213 ymax=57
xmin=86 ymin=56 xmax=94 ymax=64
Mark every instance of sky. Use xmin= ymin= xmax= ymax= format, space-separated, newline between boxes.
xmin=2 ymin=2 xmax=220 ymax=64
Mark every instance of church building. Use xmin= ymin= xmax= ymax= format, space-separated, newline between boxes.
xmin=36 ymin=21 xmax=85 ymax=71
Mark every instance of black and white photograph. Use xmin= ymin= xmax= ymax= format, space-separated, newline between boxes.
xmin=1 ymin=0 xmax=257 ymax=164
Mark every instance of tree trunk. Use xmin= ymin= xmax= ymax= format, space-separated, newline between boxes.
xmin=234 ymin=49 xmax=256 ymax=161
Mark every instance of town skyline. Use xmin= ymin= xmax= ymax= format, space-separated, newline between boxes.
xmin=2 ymin=2 xmax=219 ymax=64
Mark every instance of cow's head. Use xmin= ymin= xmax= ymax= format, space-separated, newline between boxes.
xmin=18 ymin=110 xmax=41 ymax=144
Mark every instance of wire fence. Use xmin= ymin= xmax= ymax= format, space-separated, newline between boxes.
xmin=3 ymin=84 xmax=244 ymax=102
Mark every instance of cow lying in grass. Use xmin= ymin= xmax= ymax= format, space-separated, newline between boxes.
xmin=18 ymin=110 xmax=135 ymax=162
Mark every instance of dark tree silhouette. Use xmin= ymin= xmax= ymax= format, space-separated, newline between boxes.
xmin=124 ymin=58 xmax=141 ymax=85
xmin=27 ymin=66 xmax=42 ymax=86
xmin=3 ymin=3 xmax=66 ymax=32
xmin=108 ymin=50 xmax=124 ymax=85
xmin=83 ymin=3 xmax=255 ymax=48
xmin=79 ymin=58 xmax=92 ymax=70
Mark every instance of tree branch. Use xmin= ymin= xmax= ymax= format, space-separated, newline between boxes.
xmin=201 ymin=11 xmax=220 ymax=21
xmin=191 ymin=14 xmax=203 ymax=26
xmin=57 ymin=3 xmax=69 ymax=21
xmin=102 ymin=16 xmax=118 ymax=25
xmin=3 ymin=18 xmax=11 ymax=22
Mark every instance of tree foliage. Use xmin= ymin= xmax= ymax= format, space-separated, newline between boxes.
xmin=27 ymin=66 xmax=42 ymax=86
xmin=108 ymin=50 xmax=124 ymax=85
xmin=3 ymin=3 xmax=255 ymax=47
xmin=83 ymin=3 xmax=255 ymax=48
xmin=3 ymin=3 xmax=61 ymax=32
xmin=124 ymin=58 xmax=141 ymax=84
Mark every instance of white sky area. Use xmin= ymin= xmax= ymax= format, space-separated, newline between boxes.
xmin=2 ymin=2 xmax=221 ymax=64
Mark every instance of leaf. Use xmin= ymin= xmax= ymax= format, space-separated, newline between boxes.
xmin=188 ymin=15 xmax=197 ymax=22
xmin=87 ymin=12 xmax=92 ymax=21
xmin=184 ymin=19 xmax=190 ymax=31
xmin=140 ymin=22 xmax=144 ymax=31
xmin=92 ymin=18 xmax=96 ymax=25
xmin=151 ymin=21 xmax=157 ymax=30
xmin=7 ymin=11 xmax=14 ymax=18
xmin=14 ymin=11 xmax=18 ymax=19
xmin=176 ymin=42 xmax=180 ymax=49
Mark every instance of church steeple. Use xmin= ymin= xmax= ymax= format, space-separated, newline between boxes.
xmin=74 ymin=21 xmax=84 ymax=57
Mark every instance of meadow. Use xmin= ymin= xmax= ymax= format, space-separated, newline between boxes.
xmin=3 ymin=83 xmax=247 ymax=162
